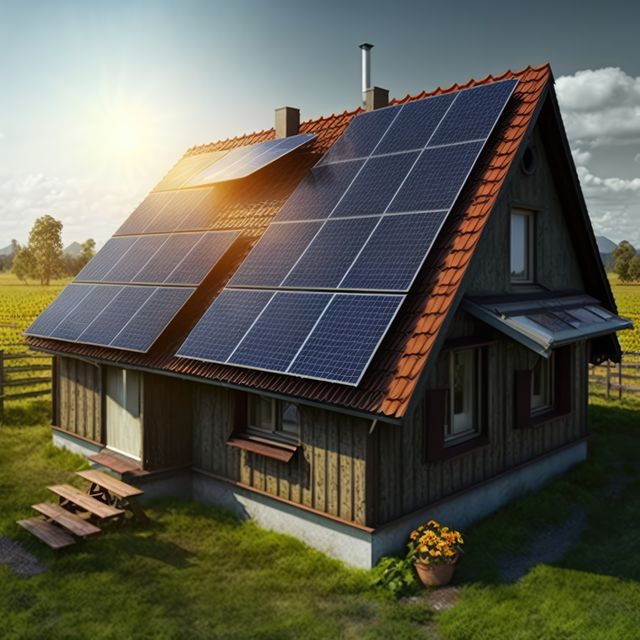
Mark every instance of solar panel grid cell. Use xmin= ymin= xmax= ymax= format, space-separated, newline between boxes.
xmin=110 ymin=286 xmax=194 ymax=352
xmin=26 ymin=283 xmax=95 ymax=337
xmin=330 ymin=152 xmax=420 ymax=218
xmin=177 ymin=289 xmax=274 ymax=363
xmin=50 ymin=285 xmax=123 ymax=341
xmin=287 ymin=294 xmax=404 ymax=384
xmin=115 ymin=192 xmax=171 ymax=236
xmin=229 ymin=221 xmax=321 ymax=287
xmin=102 ymin=235 xmax=169 ymax=283
xmin=132 ymin=233 xmax=203 ymax=284
xmin=143 ymin=188 xmax=211 ymax=234
xmin=74 ymin=236 xmax=138 ymax=282
xmin=230 ymin=292 xmax=331 ymax=371
xmin=153 ymin=151 xmax=227 ymax=191
xmin=283 ymin=217 xmax=378 ymax=289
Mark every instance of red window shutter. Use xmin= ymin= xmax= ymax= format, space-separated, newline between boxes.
xmin=555 ymin=346 xmax=572 ymax=413
xmin=425 ymin=389 xmax=448 ymax=462
xmin=514 ymin=370 xmax=532 ymax=428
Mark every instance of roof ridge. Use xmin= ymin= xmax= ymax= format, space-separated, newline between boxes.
xmin=186 ymin=63 xmax=551 ymax=157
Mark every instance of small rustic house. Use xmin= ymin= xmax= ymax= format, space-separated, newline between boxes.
xmin=26 ymin=63 xmax=631 ymax=568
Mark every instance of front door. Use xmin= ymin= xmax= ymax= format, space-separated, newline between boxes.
xmin=105 ymin=367 xmax=142 ymax=461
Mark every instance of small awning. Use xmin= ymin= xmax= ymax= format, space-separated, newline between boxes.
xmin=462 ymin=292 xmax=632 ymax=358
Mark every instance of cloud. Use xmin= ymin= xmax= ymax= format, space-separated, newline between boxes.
xmin=556 ymin=68 xmax=640 ymax=146
xmin=571 ymin=148 xmax=592 ymax=165
xmin=0 ymin=172 xmax=145 ymax=247
xmin=634 ymin=153 xmax=640 ymax=163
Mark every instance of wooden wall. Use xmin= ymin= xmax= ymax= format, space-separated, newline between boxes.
xmin=467 ymin=127 xmax=585 ymax=296
xmin=192 ymin=383 xmax=370 ymax=526
xmin=368 ymin=313 xmax=589 ymax=525
xmin=57 ymin=356 xmax=102 ymax=443
xmin=143 ymin=372 xmax=194 ymax=471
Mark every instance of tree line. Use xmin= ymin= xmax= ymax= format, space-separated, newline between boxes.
xmin=613 ymin=241 xmax=640 ymax=283
xmin=1 ymin=215 xmax=95 ymax=285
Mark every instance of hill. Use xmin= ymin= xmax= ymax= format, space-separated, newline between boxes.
xmin=63 ymin=241 xmax=83 ymax=257
xmin=596 ymin=235 xmax=618 ymax=271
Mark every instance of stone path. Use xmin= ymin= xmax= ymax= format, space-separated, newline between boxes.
xmin=498 ymin=508 xmax=587 ymax=582
xmin=0 ymin=536 xmax=46 ymax=578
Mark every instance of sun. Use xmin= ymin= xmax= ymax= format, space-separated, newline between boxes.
xmin=99 ymin=105 xmax=150 ymax=159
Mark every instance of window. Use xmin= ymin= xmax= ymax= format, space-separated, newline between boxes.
xmin=510 ymin=209 xmax=534 ymax=282
xmin=445 ymin=348 xmax=483 ymax=444
xmin=247 ymin=394 xmax=301 ymax=442
xmin=531 ymin=355 xmax=554 ymax=414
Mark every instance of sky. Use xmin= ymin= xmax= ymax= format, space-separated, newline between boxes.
xmin=0 ymin=0 xmax=639 ymax=249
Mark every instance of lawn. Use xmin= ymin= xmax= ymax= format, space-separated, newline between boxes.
xmin=0 ymin=273 xmax=639 ymax=638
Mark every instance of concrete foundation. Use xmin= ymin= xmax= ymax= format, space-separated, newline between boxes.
xmin=52 ymin=428 xmax=587 ymax=569
xmin=52 ymin=430 xmax=102 ymax=459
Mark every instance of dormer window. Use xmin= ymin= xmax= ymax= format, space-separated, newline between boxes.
xmin=510 ymin=208 xmax=535 ymax=283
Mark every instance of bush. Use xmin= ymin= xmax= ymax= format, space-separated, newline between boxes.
xmin=371 ymin=556 xmax=421 ymax=598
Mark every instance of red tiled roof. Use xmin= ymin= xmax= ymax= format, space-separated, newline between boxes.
xmin=26 ymin=64 xmax=552 ymax=420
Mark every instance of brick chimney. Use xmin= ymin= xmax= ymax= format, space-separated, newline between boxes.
xmin=275 ymin=106 xmax=300 ymax=138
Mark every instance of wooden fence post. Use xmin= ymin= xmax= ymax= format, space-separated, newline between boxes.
xmin=618 ymin=360 xmax=623 ymax=400
xmin=606 ymin=360 xmax=611 ymax=399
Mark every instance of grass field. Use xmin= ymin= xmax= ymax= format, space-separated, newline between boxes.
xmin=0 ymin=272 xmax=638 ymax=638
xmin=609 ymin=274 xmax=640 ymax=352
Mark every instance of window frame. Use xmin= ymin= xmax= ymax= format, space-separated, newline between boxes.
xmin=245 ymin=394 xmax=301 ymax=444
xmin=444 ymin=347 xmax=483 ymax=446
xmin=530 ymin=354 xmax=555 ymax=415
xmin=510 ymin=208 xmax=535 ymax=284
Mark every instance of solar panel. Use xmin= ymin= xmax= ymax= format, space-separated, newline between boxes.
xmin=330 ymin=152 xmax=420 ymax=218
xmin=102 ymin=235 xmax=168 ymax=283
xmin=339 ymin=212 xmax=443 ymax=291
xmin=228 ymin=221 xmax=321 ymax=287
xmin=282 ymin=217 xmax=378 ymax=289
xmin=110 ymin=287 xmax=195 ymax=352
xmin=287 ymin=294 xmax=404 ymax=385
xmin=25 ymin=284 xmax=94 ymax=338
xmin=50 ymin=285 xmax=123 ymax=341
xmin=387 ymin=141 xmax=484 ymax=213
xmin=76 ymin=286 xmax=156 ymax=347
xmin=187 ymin=134 xmax=316 ymax=186
xmin=177 ymin=289 xmax=274 ymax=363
xmin=164 ymin=231 xmax=239 ymax=285
xmin=74 ymin=237 xmax=137 ymax=282
xmin=177 ymin=79 xmax=517 ymax=384
xmin=273 ymin=160 xmax=364 ymax=222
xmin=154 ymin=151 xmax=228 ymax=191
xmin=318 ymin=107 xmax=398 ymax=164
xmin=133 ymin=233 xmax=203 ymax=284
xmin=143 ymin=188 xmax=212 ymax=234
xmin=230 ymin=292 xmax=331 ymax=371
xmin=115 ymin=192 xmax=171 ymax=236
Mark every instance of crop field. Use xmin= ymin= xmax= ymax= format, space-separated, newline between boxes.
xmin=610 ymin=278 xmax=640 ymax=353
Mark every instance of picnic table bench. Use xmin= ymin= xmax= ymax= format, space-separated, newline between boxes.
xmin=17 ymin=469 xmax=147 ymax=549
xmin=76 ymin=470 xmax=148 ymax=524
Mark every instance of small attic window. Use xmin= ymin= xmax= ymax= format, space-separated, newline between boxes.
xmin=521 ymin=146 xmax=537 ymax=175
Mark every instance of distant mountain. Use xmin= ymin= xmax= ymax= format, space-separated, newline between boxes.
xmin=596 ymin=236 xmax=618 ymax=271
xmin=64 ymin=241 xmax=83 ymax=257
xmin=0 ymin=244 xmax=12 ymax=256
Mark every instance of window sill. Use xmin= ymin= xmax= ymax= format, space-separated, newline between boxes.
xmin=427 ymin=435 xmax=489 ymax=463
xmin=226 ymin=434 xmax=299 ymax=463
xmin=528 ymin=408 xmax=571 ymax=429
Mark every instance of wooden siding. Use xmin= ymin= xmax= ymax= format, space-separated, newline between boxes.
xmin=467 ymin=127 xmax=585 ymax=295
xmin=143 ymin=372 xmax=193 ymax=471
xmin=58 ymin=356 xmax=102 ymax=443
xmin=192 ymin=383 xmax=370 ymax=526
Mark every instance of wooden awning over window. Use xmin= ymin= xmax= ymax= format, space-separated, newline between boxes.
xmin=463 ymin=292 xmax=632 ymax=358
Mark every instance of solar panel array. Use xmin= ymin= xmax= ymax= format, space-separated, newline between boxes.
xmin=27 ymin=130 xmax=317 ymax=353
xmin=177 ymin=79 xmax=518 ymax=385
xmin=27 ymin=283 xmax=195 ymax=352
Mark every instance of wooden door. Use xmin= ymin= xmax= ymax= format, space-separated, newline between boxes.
xmin=105 ymin=367 xmax=142 ymax=461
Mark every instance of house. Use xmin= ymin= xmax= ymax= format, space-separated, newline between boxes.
xmin=25 ymin=62 xmax=631 ymax=569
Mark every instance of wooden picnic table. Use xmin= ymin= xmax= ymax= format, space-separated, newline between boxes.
xmin=48 ymin=484 xmax=125 ymax=521
xmin=76 ymin=470 xmax=148 ymax=524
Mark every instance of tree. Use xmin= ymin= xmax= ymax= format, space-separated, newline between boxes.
xmin=25 ymin=215 xmax=65 ymax=285
xmin=628 ymin=255 xmax=640 ymax=282
xmin=613 ymin=240 xmax=636 ymax=283
xmin=62 ymin=238 xmax=96 ymax=276
xmin=80 ymin=238 xmax=96 ymax=265
xmin=12 ymin=247 xmax=36 ymax=284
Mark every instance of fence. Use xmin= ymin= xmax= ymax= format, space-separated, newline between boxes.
xmin=589 ymin=352 xmax=640 ymax=399
xmin=0 ymin=345 xmax=52 ymax=418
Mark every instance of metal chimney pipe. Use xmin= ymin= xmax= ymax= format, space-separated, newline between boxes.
xmin=359 ymin=43 xmax=373 ymax=106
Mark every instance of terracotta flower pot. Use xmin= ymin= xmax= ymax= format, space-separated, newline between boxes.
xmin=414 ymin=559 xmax=456 ymax=587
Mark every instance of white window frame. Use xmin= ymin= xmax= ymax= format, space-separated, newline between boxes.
xmin=246 ymin=394 xmax=301 ymax=443
xmin=531 ymin=354 xmax=555 ymax=415
xmin=510 ymin=208 xmax=535 ymax=283
xmin=445 ymin=348 xmax=483 ymax=445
